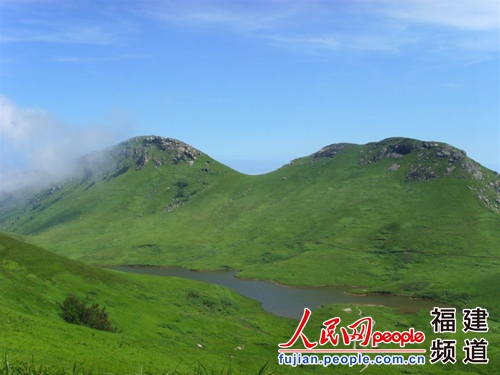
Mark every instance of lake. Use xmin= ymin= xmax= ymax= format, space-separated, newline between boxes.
xmin=108 ymin=266 xmax=447 ymax=319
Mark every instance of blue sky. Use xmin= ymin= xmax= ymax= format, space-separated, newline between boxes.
xmin=1 ymin=0 xmax=499 ymax=190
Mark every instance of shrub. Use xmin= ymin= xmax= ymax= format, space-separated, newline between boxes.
xmin=61 ymin=294 xmax=118 ymax=332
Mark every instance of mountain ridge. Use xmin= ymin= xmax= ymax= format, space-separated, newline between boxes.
xmin=4 ymin=135 xmax=498 ymax=197
xmin=1 ymin=135 xmax=499 ymax=317
xmin=1 ymin=135 xmax=499 ymax=234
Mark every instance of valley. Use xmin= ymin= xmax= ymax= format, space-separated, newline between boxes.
xmin=1 ymin=136 xmax=499 ymax=374
xmin=108 ymin=265 xmax=452 ymax=319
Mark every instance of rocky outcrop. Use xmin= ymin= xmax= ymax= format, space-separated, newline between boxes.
xmin=136 ymin=154 xmax=149 ymax=170
xmin=120 ymin=136 xmax=203 ymax=170
xmin=356 ymin=137 xmax=500 ymax=211
xmin=388 ymin=163 xmax=401 ymax=172
xmin=404 ymin=145 xmax=480 ymax=182
xmin=358 ymin=138 xmax=478 ymax=181
xmin=359 ymin=138 xmax=422 ymax=165
xmin=142 ymin=136 xmax=201 ymax=165
xmin=312 ymin=143 xmax=354 ymax=159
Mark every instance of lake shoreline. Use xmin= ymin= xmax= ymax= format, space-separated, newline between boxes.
xmin=102 ymin=264 xmax=453 ymax=318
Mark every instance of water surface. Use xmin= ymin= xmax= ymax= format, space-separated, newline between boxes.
xmin=109 ymin=266 xmax=447 ymax=319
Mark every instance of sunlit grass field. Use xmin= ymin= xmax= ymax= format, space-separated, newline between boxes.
xmin=1 ymin=232 xmax=498 ymax=374
xmin=1 ymin=137 xmax=499 ymax=373
xmin=4 ymin=138 xmax=498 ymax=316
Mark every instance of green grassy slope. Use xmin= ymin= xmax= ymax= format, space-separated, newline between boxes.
xmin=2 ymin=232 xmax=498 ymax=374
xmin=1 ymin=136 xmax=499 ymax=315
xmin=0 ymin=232 xmax=296 ymax=374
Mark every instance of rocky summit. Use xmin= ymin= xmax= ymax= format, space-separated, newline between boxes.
xmin=0 ymin=136 xmax=498 ymax=319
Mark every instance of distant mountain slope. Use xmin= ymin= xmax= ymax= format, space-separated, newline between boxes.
xmin=1 ymin=136 xmax=499 ymax=315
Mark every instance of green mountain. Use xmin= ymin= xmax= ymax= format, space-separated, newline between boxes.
xmin=1 ymin=136 xmax=499 ymax=315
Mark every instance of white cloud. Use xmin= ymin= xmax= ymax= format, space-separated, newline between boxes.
xmin=0 ymin=95 xmax=127 ymax=198
xmin=141 ymin=0 xmax=307 ymax=31
xmin=369 ymin=0 xmax=499 ymax=30
xmin=2 ymin=23 xmax=119 ymax=45
xmin=1 ymin=1 xmax=131 ymax=46
xmin=33 ymin=25 xmax=118 ymax=45
xmin=265 ymin=34 xmax=340 ymax=53
xmin=140 ymin=0 xmax=498 ymax=59
xmin=52 ymin=54 xmax=147 ymax=64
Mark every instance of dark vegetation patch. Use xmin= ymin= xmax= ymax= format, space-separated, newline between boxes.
xmin=164 ymin=180 xmax=201 ymax=212
xmin=174 ymin=180 xmax=189 ymax=189
xmin=107 ymin=166 xmax=129 ymax=181
xmin=256 ymin=243 xmax=306 ymax=264
xmin=134 ymin=244 xmax=162 ymax=254
xmin=29 ymin=207 xmax=82 ymax=234
xmin=402 ymin=280 xmax=430 ymax=294
xmin=61 ymin=294 xmax=118 ymax=333
xmin=83 ymin=181 xmax=95 ymax=191
xmin=187 ymin=289 xmax=239 ymax=315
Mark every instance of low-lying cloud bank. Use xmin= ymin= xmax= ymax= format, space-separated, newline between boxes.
xmin=0 ymin=95 xmax=128 ymax=199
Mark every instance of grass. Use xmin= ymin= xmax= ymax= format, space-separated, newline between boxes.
xmin=0 ymin=136 xmax=499 ymax=373
xmin=3 ymin=138 xmax=497 ymax=314
xmin=0 ymin=356 xmax=271 ymax=375
xmin=1 ymin=232 xmax=498 ymax=373
xmin=0 ymin=233 xmax=296 ymax=374
xmin=1 ymin=356 xmax=106 ymax=375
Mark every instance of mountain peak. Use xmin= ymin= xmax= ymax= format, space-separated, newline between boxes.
xmin=359 ymin=137 xmax=473 ymax=179
xmin=285 ymin=137 xmax=499 ymax=212
xmin=115 ymin=135 xmax=204 ymax=170
xmin=312 ymin=142 xmax=357 ymax=159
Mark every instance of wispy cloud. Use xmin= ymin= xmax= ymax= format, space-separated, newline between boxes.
xmin=52 ymin=54 xmax=147 ymax=64
xmin=265 ymin=35 xmax=340 ymax=53
xmin=1 ymin=1 xmax=133 ymax=46
xmin=33 ymin=25 xmax=118 ymax=45
xmin=2 ymin=23 xmax=119 ymax=45
xmin=265 ymin=33 xmax=402 ymax=55
xmin=140 ymin=0 xmax=308 ymax=31
xmin=0 ymin=95 xmax=129 ymax=198
xmin=368 ymin=0 xmax=499 ymax=30
xmin=139 ymin=0 xmax=499 ymax=59
xmin=4 ymin=0 xmax=497 ymax=59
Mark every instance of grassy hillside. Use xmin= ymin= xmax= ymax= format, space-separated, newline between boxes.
xmin=1 ymin=232 xmax=498 ymax=374
xmin=1 ymin=136 xmax=499 ymax=315
xmin=0 ymin=232 xmax=295 ymax=374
